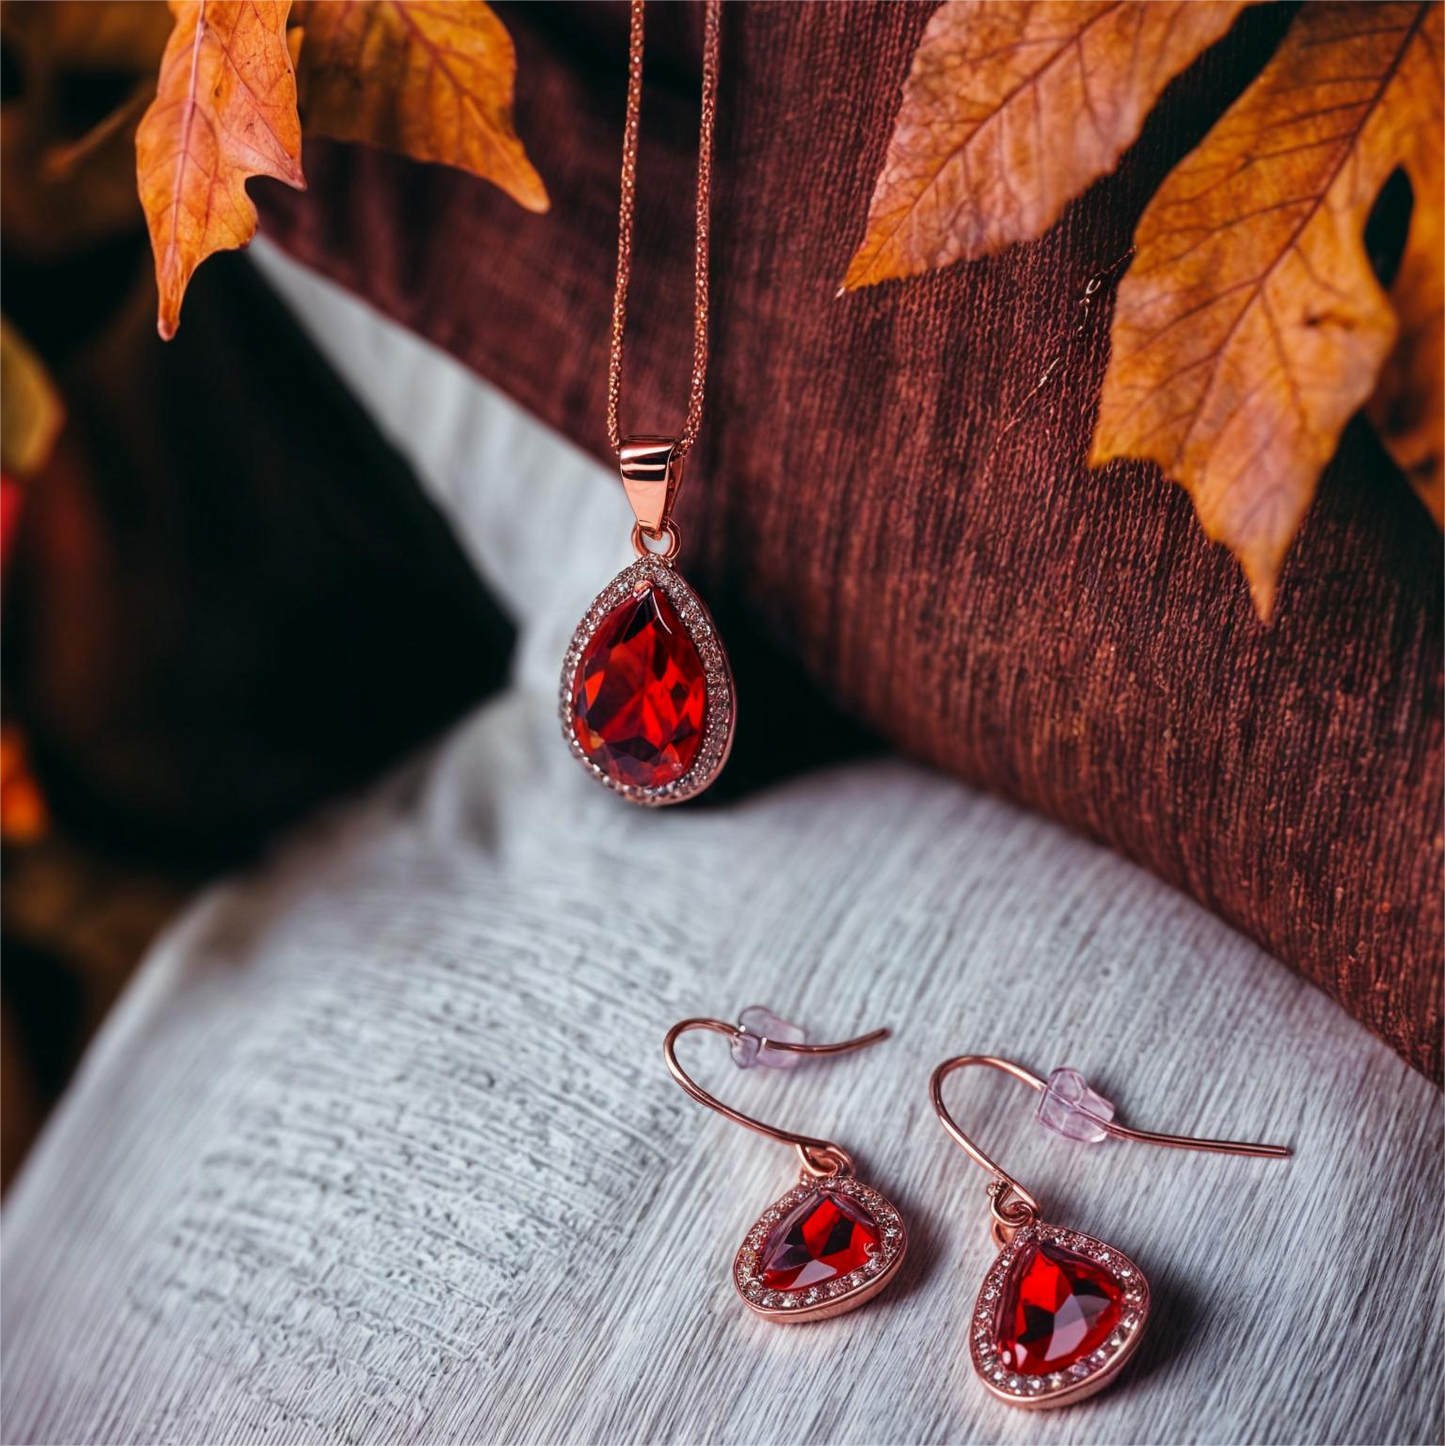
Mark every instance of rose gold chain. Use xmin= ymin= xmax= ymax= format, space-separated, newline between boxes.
xmin=605 ymin=0 xmax=722 ymax=462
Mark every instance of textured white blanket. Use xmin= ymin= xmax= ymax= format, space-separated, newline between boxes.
xmin=2 ymin=248 xmax=1438 ymax=1446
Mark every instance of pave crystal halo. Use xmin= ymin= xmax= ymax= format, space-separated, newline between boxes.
xmin=560 ymin=553 xmax=734 ymax=805
xmin=971 ymin=1223 xmax=1149 ymax=1408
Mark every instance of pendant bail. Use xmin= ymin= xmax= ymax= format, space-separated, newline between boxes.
xmin=620 ymin=435 xmax=684 ymax=537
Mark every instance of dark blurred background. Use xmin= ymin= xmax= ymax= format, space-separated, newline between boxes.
xmin=0 ymin=2 xmax=518 ymax=1184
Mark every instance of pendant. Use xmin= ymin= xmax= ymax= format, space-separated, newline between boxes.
xmin=969 ymin=1221 xmax=1149 ymax=1409
xmin=733 ymin=1170 xmax=907 ymax=1323
xmin=561 ymin=436 xmax=735 ymax=804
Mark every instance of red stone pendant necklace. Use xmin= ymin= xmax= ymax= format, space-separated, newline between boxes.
xmin=561 ymin=0 xmax=734 ymax=805
xmin=930 ymin=1056 xmax=1290 ymax=1409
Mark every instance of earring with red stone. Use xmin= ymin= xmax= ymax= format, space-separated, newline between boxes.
xmin=664 ymin=1008 xmax=908 ymax=1322
xmin=929 ymin=1056 xmax=1290 ymax=1409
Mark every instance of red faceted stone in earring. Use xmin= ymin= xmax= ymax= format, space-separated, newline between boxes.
xmin=571 ymin=582 xmax=707 ymax=788
xmin=995 ymin=1237 xmax=1126 ymax=1375
xmin=758 ymin=1188 xmax=882 ymax=1292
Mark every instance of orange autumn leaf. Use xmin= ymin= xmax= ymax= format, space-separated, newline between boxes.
xmin=294 ymin=0 xmax=548 ymax=213
xmin=136 ymin=0 xmax=305 ymax=339
xmin=1092 ymin=2 xmax=1443 ymax=617
xmin=844 ymin=0 xmax=1252 ymax=289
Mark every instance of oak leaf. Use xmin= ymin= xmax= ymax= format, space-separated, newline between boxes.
xmin=844 ymin=0 xmax=1252 ymax=289
xmin=0 ymin=319 xmax=64 ymax=478
xmin=136 ymin=0 xmax=305 ymax=340
xmin=293 ymin=0 xmax=548 ymax=213
xmin=1091 ymin=2 xmax=1444 ymax=616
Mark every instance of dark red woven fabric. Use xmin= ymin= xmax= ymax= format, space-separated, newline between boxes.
xmin=258 ymin=1 xmax=1443 ymax=1078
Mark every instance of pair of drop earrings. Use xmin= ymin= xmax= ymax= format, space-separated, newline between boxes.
xmin=664 ymin=1008 xmax=1290 ymax=1411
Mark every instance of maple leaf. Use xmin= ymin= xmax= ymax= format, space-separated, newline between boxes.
xmin=0 ymin=318 xmax=64 ymax=478
xmin=136 ymin=0 xmax=305 ymax=340
xmin=34 ymin=0 xmax=545 ymax=333
xmin=1092 ymin=2 xmax=1444 ymax=617
xmin=844 ymin=0 xmax=1252 ymax=290
xmin=293 ymin=0 xmax=548 ymax=214
xmin=841 ymin=0 xmax=1441 ymax=612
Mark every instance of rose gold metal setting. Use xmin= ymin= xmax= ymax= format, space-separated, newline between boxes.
xmin=930 ymin=1055 xmax=1290 ymax=1410
xmin=560 ymin=556 xmax=734 ymax=806
xmin=630 ymin=519 xmax=682 ymax=561
xmin=620 ymin=436 xmax=684 ymax=537
xmin=664 ymin=1017 xmax=907 ymax=1323
xmin=969 ymin=1222 xmax=1150 ymax=1410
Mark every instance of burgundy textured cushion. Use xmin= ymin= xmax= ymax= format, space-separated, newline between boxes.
xmin=258 ymin=1 xmax=1443 ymax=1077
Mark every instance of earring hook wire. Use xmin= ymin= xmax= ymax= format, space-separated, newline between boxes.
xmin=664 ymin=1017 xmax=889 ymax=1177
xmin=929 ymin=1055 xmax=1291 ymax=1232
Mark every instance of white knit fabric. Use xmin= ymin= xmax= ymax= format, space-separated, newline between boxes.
xmin=2 ymin=246 xmax=1439 ymax=1446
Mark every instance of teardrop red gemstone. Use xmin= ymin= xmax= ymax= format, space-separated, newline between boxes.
xmin=572 ymin=582 xmax=706 ymax=788
xmin=759 ymin=1189 xmax=880 ymax=1292
xmin=995 ymin=1238 xmax=1125 ymax=1374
